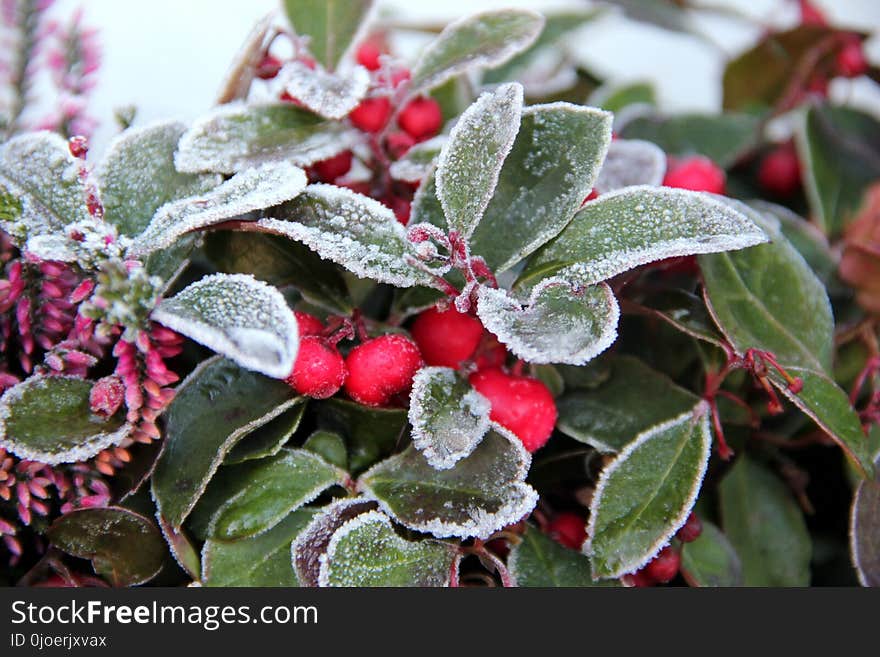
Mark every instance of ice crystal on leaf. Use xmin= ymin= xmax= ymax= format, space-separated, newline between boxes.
xmin=281 ymin=62 xmax=370 ymax=120
xmin=593 ymin=139 xmax=666 ymax=194
xmin=389 ymin=136 xmax=446 ymax=183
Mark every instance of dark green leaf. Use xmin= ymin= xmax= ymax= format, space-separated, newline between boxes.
xmin=157 ymin=514 xmax=201 ymax=580
xmin=851 ymin=455 xmax=880 ymax=587
xmin=302 ymin=430 xmax=348 ymax=470
xmin=224 ymin=401 xmax=306 ymax=464
xmin=510 ymin=525 xmax=617 ymax=587
xmin=680 ymin=521 xmax=743 ymax=587
xmin=282 ymin=0 xmax=373 ymax=72
xmin=316 ymin=398 xmax=408 ymax=475
xmin=590 ymin=81 xmax=656 ymax=116
xmin=605 ymin=0 xmax=700 ymax=36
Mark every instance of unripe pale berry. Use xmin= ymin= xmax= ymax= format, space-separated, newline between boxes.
xmin=546 ymin=512 xmax=587 ymax=550
xmin=311 ymin=151 xmax=353 ymax=182
xmin=398 ymin=97 xmax=443 ymax=141
xmin=349 ymin=96 xmax=392 ymax=134
xmin=344 ymin=334 xmax=424 ymax=407
xmin=411 ymin=307 xmax=484 ymax=369
xmin=468 ymin=368 xmax=557 ymax=452
xmin=676 ymin=511 xmax=703 ymax=543
xmin=758 ymin=143 xmax=801 ymax=197
xmin=295 ymin=311 xmax=325 ymax=337
xmin=663 ymin=156 xmax=726 ymax=194
xmin=644 ymin=546 xmax=681 ymax=584
xmin=285 ymin=337 xmax=347 ymax=399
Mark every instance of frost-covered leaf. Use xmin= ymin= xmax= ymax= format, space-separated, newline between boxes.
xmin=205 ymin=231 xmax=352 ymax=314
xmin=556 ymin=355 xmax=699 ymax=453
xmin=435 ymin=83 xmax=523 ymax=240
xmin=316 ymin=399 xmax=408 ymax=475
xmin=130 ymin=162 xmax=307 ymax=256
xmin=680 ymin=521 xmax=743 ymax=587
xmin=152 ymin=273 xmax=299 ymax=379
xmin=509 ymin=525 xmax=617 ymax=587
xmin=255 ymin=184 xmax=445 ymax=288
xmin=224 ymin=402 xmax=306 ymax=465
xmin=851 ymin=455 xmax=880 ymax=587
xmin=318 ymin=511 xmax=455 ymax=587
xmin=215 ymin=12 xmax=273 ymax=104
xmin=96 ymin=120 xmax=220 ymax=238
xmin=292 ymin=498 xmax=378 ymax=586
xmin=157 ymin=513 xmax=201 ymax=580
xmin=409 ymin=9 xmax=545 ymax=96
xmin=151 ymin=357 xmax=300 ymax=528
xmin=0 ymin=131 xmax=88 ymax=240
xmin=476 ymin=276 xmax=618 ymax=365
xmin=585 ymin=404 xmax=712 ymax=579
xmin=203 ymin=448 xmax=345 ymax=541
xmin=282 ymin=62 xmax=370 ymax=120
xmin=700 ymin=208 xmax=874 ymax=477
xmin=619 ymin=112 xmax=760 ymax=168
xmin=389 ymin=136 xmax=446 ymax=183
xmin=469 ymin=103 xmax=612 ymax=272
xmin=48 ymin=507 xmax=166 ymax=587
xmin=796 ymin=102 xmax=880 ymax=237
xmin=359 ymin=426 xmax=538 ymax=539
xmin=0 ymin=376 xmax=130 ymax=465
xmin=521 ymin=187 xmax=767 ymax=288
xmin=203 ymin=508 xmax=316 ymax=587
xmin=408 ymin=367 xmax=491 ymax=470
xmin=593 ymin=139 xmax=666 ymax=194
xmin=175 ymin=102 xmax=358 ymax=175
xmin=282 ymin=0 xmax=374 ymax=72
xmin=719 ymin=455 xmax=811 ymax=586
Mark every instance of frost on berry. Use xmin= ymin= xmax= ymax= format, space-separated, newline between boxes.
xmin=389 ymin=136 xmax=446 ymax=183
xmin=256 ymin=184 xmax=449 ymax=289
xmin=476 ymin=276 xmax=619 ymax=365
xmin=152 ymin=273 xmax=299 ymax=379
xmin=593 ymin=139 xmax=666 ymax=195
xmin=175 ymin=102 xmax=360 ymax=175
xmin=408 ymin=367 xmax=492 ymax=470
xmin=281 ymin=62 xmax=370 ymax=120
xmin=317 ymin=510 xmax=456 ymax=587
xmin=358 ymin=425 xmax=538 ymax=539
xmin=130 ymin=162 xmax=308 ymax=256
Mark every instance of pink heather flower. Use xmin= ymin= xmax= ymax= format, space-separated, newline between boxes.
xmin=89 ymin=375 xmax=124 ymax=418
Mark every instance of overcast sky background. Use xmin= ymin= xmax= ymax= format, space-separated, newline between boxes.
xmin=41 ymin=0 xmax=880 ymax=154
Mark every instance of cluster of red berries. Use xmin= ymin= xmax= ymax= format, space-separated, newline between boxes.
xmin=625 ymin=512 xmax=703 ymax=587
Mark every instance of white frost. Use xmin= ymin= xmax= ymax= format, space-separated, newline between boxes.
xmin=281 ymin=62 xmax=370 ymax=120
xmin=593 ymin=139 xmax=666 ymax=194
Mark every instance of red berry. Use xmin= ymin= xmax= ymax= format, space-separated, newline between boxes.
xmin=644 ymin=546 xmax=681 ymax=584
xmin=798 ymin=0 xmax=827 ymax=26
xmin=469 ymin=369 xmax=557 ymax=452
xmin=386 ymin=131 xmax=416 ymax=159
xmin=384 ymin=195 xmax=411 ymax=225
xmin=676 ymin=512 xmax=703 ymax=543
xmin=626 ymin=570 xmax=656 ymax=587
xmin=663 ymin=156 xmax=726 ymax=194
xmin=311 ymin=150 xmax=353 ymax=182
xmin=410 ymin=306 xmax=484 ymax=369
xmin=836 ymin=39 xmax=868 ymax=78
xmin=546 ymin=512 xmax=587 ymax=550
xmin=255 ymin=54 xmax=282 ymax=80
xmin=757 ymin=143 xmax=801 ymax=197
xmin=390 ymin=67 xmax=412 ymax=89
xmin=398 ymin=97 xmax=443 ymax=141
xmin=68 ymin=135 xmax=88 ymax=159
xmin=285 ymin=337 xmax=347 ymax=399
xmin=349 ymin=96 xmax=392 ymax=134
xmin=295 ymin=311 xmax=325 ymax=337
xmin=344 ymin=334 xmax=424 ymax=406
xmin=356 ymin=41 xmax=384 ymax=71
xmin=340 ymin=181 xmax=373 ymax=196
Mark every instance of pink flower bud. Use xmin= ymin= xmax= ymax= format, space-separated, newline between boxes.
xmin=89 ymin=375 xmax=124 ymax=418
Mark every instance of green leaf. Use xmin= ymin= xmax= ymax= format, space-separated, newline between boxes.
xmin=0 ymin=376 xmax=129 ymax=465
xmin=850 ymin=456 xmax=880 ymax=587
xmin=318 ymin=511 xmax=455 ymax=587
xmin=619 ymin=112 xmax=761 ymax=168
xmin=408 ymin=367 xmax=491 ymax=470
xmin=203 ymin=449 xmax=343 ymax=540
xmin=0 ymin=132 xmax=89 ymax=240
xmin=604 ymin=0 xmax=700 ymax=36
xmin=476 ymin=276 xmax=619 ymax=365
xmin=152 ymin=273 xmax=299 ymax=379
xmin=435 ymin=82 xmax=523 ymax=240
xmin=96 ymin=120 xmax=219 ymax=238
xmin=202 ymin=508 xmax=316 ymax=587
xmin=282 ymin=63 xmax=370 ymax=120
xmin=48 ymin=507 xmax=166 ymax=587
xmin=680 ymin=521 xmax=743 ymax=587
xmin=509 ymin=525 xmax=617 ymax=587
xmin=282 ymin=0 xmax=373 ymax=72
xmin=589 ymin=81 xmax=656 ymax=116
xmin=593 ymin=139 xmax=666 ymax=195
xmin=390 ymin=136 xmax=445 ymax=183
xmin=205 ymin=231 xmax=352 ymax=314
xmin=316 ymin=398 xmax=408 ymax=475
xmin=175 ymin=102 xmax=357 ymax=174
xmin=586 ymin=404 xmax=711 ymax=579
xmin=410 ymin=9 xmax=545 ymax=96
xmin=129 ymin=162 xmax=307 ymax=256
xmin=359 ymin=426 xmax=538 ymax=539
xmin=796 ymin=102 xmax=880 ymax=237
xmin=468 ymin=103 xmax=612 ymax=272
xmin=151 ymin=357 xmax=300 ymax=527
xmin=302 ymin=430 xmax=348 ymax=470
xmin=719 ymin=455 xmax=811 ymax=586
xmin=157 ymin=514 xmax=201 ymax=580
xmin=224 ymin=401 xmax=306 ymax=465
xmin=634 ymin=289 xmax=726 ymax=347
xmin=255 ymin=184 xmax=446 ymax=289
xmin=521 ymin=187 xmax=767 ymax=288
xmin=556 ymin=355 xmax=699 ymax=453
xmin=700 ymin=207 xmax=874 ymax=477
